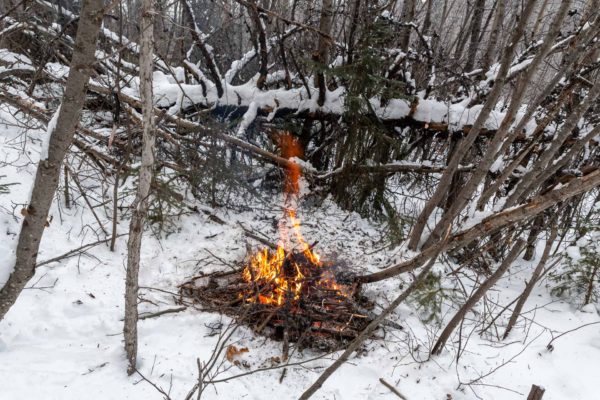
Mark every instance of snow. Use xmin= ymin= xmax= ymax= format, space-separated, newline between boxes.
xmin=411 ymin=98 xmax=448 ymax=123
xmin=237 ymin=101 xmax=258 ymax=136
xmin=490 ymin=156 xmax=505 ymax=173
xmin=0 ymin=49 xmax=35 ymax=73
xmin=0 ymin=104 xmax=46 ymax=287
xmin=41 ymin=105 xmax=60 ymax=160
xmin=128 ymin=66 xmax=511 ymax=134
xmin=44 ymin=62 xmax=70 ymax=79
xmin=1 ymin=105 xmax=600 ymax=400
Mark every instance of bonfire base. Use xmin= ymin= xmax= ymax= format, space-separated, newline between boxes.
xmin=180 ymin=268 xmax=375 ymax=352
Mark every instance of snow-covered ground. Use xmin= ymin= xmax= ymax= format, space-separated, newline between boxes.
xmin=1 ymin=106 xmax=599 ymax=400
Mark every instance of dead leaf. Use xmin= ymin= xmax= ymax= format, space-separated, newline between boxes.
xmin=225 ymin=345 xmax=249 ymax=362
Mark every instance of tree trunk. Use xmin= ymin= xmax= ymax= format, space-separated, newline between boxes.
xmin=464 ymin=0 xmax=485 ymax=72
xmin=527 ymin=384 xmax=545 ymax=400
xmin=124 ymin=0 xmax=156 ymax=375
xmin=0 ymin=0 xmax=104 ymax=322
xmin=249 ymin=0 xmax=268 ymax=89
xmin=530 ymin=0 xmax=551 ymax=40
xmin=181 ymin=0 xmax=224 ymax=97
xmin=524 ymin=215 xmax=544 ymax=261
xmin=407 ymin=0 xmax=538 ymax=251
xmin=299 ymin=255 xmax=441 ymax=400
xmin=584 ymin=263 xmax=600 ymax=305
xmin=431 ymin=239 xmax=526 ymax=355
xmin=359 ymin=168 xmax=600 ymax=284
xmin=481 ymin=0 xmax=505 ymax=70
xmin=505 ymin=79 xmax=600 ymax=207
xmin=398 ymin=0 xmax=416 ymax=52
xmin=504 ymin=224 xmax=557 ymax=339
xmin=416 ymin=0 xmax=568 ymax=251
xmin=315 ymin=0 xmax=334 ymax=106
xmin=422 ymin=0 xmax=434 ymax=34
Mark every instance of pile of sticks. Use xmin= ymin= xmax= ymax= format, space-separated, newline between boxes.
xmin=180 ymin=253 xmax=375 ymax=352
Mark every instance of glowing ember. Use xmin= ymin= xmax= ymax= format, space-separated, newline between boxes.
xmin=241 ymin=132 xmax=350 ymax=306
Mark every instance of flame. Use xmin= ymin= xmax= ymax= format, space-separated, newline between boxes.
xmin=241 ymin=132 xmax=348 ymax=306
xmin=277 ymin=133 xmax=303 ymax=195
xmin=242 ymin=245 xmax=306 ymax=306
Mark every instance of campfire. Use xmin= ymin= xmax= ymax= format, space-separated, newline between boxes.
xmin=241 ymin=209 xmax=352 ymax=307
xmin=180 ymin=133 xmax=374 ymax=352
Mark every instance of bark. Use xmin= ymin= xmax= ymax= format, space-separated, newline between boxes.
xmin=529 ymin=124 xmax=600 ymax=190
xmin=431 ymin=239 xmax=526 ymax=355
xmin=504 ymin=224 xmax=557 ymax=339
xmin=505 ymin=79 xmax=600 ymax=207
xmin=421 ymin=0 xmax=433 ymax=35
xmin=530 ymin=0 xmax=550 ymax=40
xmin=464 ymin=0 xmax=485 ymax=72
xmin=358 ymin=168 xmax=600 ymax=284
xmin=181 ymin=0 xmax=224 ymax=97
xmin=124 ymin=0 xmax=156 ymax=375
xmin=422 ymin=0 xmax=571 ymax=249
xmin=477 ymin=24 xmax=600 ymax=209
xmin=527 ymin=384 xmax=546 ymax=400
xmin=398 ymin=0 xmax=416 ymax=53
xmin=476 ymin=80 xmax=585 ymax=209
xmin=452 ymin=3 xmax=473 ymax=61
xmin=453 ymin=18 xmax=600 ymax=211
xmin=407 ymin=0 xmax=537 ymax=251
xmin=299 ymin=256 xmax=441 ymax=400
xmin=248 ymin=0 xmax=268 ymax=89
xmin=481 ymin=0 xmax=505 ymax=70
xmin=584 ymin=263 xmax=599 ymax=305
xmin=346 ymin=0 xmax=361 ymax=64
xmin=315 ymin=0 xmax=334 ymax=106
xmin=523 ymin=214 xmax=544 ymax=261
xmin=0 ymin=0 xmax=104 ymax=322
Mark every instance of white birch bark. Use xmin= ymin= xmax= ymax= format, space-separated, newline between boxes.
xmin=124 ymin=0 xmax=156 ymax=375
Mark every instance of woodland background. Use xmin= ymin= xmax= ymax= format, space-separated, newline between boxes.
xmin=0 ymin=0 xmax=600 ymax=399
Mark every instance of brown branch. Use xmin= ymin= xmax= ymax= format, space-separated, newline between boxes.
xmin=232 ymin=0 xmax=334 ymax=41
xmin=180 ymin=0 xmax=223 ymax=97
xmin=430 ymin=239 xmax=525 ymax=355
xmin=138 ymin=306 xmax=187 ymax=320
xmin=36 ymin=234 xmax=126 ymax=268
xmin=503 ymin=223 xmax=558 ymax=339
xmin=246 ymin=1 xmax=268 ymax=89
xmin=357 ymin=169 xmax=600 ymax=284
xmin=379 ymin=378 xmax=408 ymax=399
xmin=316 ymin=163 xmax=474 ymax=179
xmin=298 ymin=255 xmax=441 ymax=399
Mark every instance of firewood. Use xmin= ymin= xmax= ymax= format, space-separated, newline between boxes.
xmin=180 ymin=263 xmax=374 ymax=351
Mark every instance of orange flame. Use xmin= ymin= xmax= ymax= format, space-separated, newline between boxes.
xmin=277 ymin=132 xmax=303 ymax=195
xmin=241 ymin=132 xmax=347 ymax=306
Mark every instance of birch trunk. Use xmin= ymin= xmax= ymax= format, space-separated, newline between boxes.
xmin=124 ymin=0 xmax=156 ymax=375
xmin=0 ymin=0 xmax=104 ymax=321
